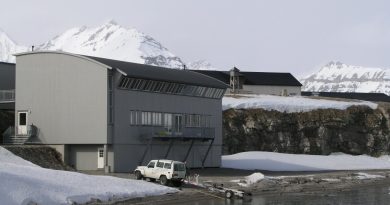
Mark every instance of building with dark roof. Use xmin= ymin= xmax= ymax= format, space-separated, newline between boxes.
xmin=192 ymin=67 xmax=302 ymax=96
xmin=301 ymin=91 xmax=390 ymax=102
xmin=0 ymin=62 xmax=15 ymax=110
xmin=5 ymin=51 xmax=228 ymax=172
xmin=0 ymin=62 xmax=15 ymax=144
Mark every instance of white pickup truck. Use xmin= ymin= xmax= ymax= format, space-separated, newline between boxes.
xmin=134 ymin=159 xmax=186 ymax=187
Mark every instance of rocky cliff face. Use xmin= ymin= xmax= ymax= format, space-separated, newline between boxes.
xmin=223 ymin=104 xmax=390 ymax=156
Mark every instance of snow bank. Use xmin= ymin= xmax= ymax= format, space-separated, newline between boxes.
xmin=245 ymin=172 xmax=265 ymax=184
xmin=0 ymin=147 xmax=177 ymax=205
xmin=222 ymin=151 xmax=390 ymax=171
xmin=232 ymin=172 xmax=265 ymax=187
xmin=222 ymin=94 xmax=377 ymax=112
xmin=354 ymin=172 xmax=385 ymax=180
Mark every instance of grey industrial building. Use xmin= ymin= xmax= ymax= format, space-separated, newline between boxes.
xmin=6 ymin=51 xmax=228 ymax=172
xmin=193 ymin=67 xmax=302 ymax=96
xmin=301 ymin=91 xmax=390 ymax=102
xmin=0 ymin=62 xmax=15 ymax=110
xmin=0 ymin=62 xmax=15 ymax=143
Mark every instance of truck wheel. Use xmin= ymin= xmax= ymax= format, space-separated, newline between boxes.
xmin=160 ymin=175 xmax=168 ymax=186
xmin=135 ymin=171 xmax=143 ymax=180
xmin=225 ymin=190 xmax=234 ymax=199
xmin=172 ymin=180 xmax=182 ymax=187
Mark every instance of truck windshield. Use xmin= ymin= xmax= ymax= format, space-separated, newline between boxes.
xmin=173 ymin=163 xmax=185 ymax=171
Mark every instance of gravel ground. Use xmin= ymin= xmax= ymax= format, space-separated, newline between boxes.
xmin=82 ymin=168 xmax=390 ymax=205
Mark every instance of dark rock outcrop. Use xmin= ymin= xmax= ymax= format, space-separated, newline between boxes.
xmin=2 ymin=145 xmax=74 ymax=171
xmin=223 ymin=104 xmax=390 ymax=156
xmin=0 ymin=110 xmax=14 ymax=143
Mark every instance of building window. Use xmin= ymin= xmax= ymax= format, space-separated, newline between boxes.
xmin=186 ymin=114 xmax=200 ymax=127
xmin=145 ymin=80 xmax=156 ymax=91
xmin=213 ymin=89 xmax=225 ymax=98
xmin=119 ymin=77 xmax=128 ymax=88
xmin=194 ymin=87 xmax=206 ymax=97
xmin=174 ymin=114 xmax=183 ymax=133
xmin=152 ymin=112 xmax=162 ymax=126
xmin=118 ymin=77 xmax=225 ymax=99
xmin=164 ymin=113 xmax=172 ymax=132
xmin=153 ymin=82 xmax=164 ymax=92
xmin=108 ymin=73 xmax=114 ymax=124
xmin=185 ymin=114 xmax=211 ymax=127
xmin=182 ymin=85 xmax=196 ymax=96
xmin=141 ymin=111 xmax=152 ymax=125
xmin=19 ymin=112 xmax=27 ymax=126
xmin=131 ymin=110 xmax=213 ymax=129
xmin=130 ymin=110 xmax=141 ymax=125
xmin=166 ymin=83 xmax=176 ymax=93
xmin=132 ymin=79 xmax=143 ymax=90
xmin=175 ymin=84 xmax=185 ymax=94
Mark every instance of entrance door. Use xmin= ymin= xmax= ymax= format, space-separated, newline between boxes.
xmin=17 ymin=111 xmax=28 ymax=135
xmin=173 ymin=114 xmax=183 ymax=134
xmin=97 ymin=148 xmax=104 ymax=169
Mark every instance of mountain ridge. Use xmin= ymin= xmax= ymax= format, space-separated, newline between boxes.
xmin=0 ymin=30 xmax=28 ymax=62
xmin=0 ymin=21 xmax=184 ymax=69
xmin=301 ymin=61 xmax=390 ymax=95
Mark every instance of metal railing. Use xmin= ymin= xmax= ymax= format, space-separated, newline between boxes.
xmin=0 ymin=89 xmax=15 ymax=102
xmin=139 ymin=126 xmax=215 ymax=140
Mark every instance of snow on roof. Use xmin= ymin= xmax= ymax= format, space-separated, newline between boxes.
xmin=0 ymin=147 xmax=177 ymax=205
xmin=222 ymin=94 xmax=377 ymax=112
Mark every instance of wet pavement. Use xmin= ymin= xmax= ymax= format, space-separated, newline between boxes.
xmin=83 ymin=168 xmax=390 ymax=205
xmin=180 ymin=183 xmax=390 ymax=205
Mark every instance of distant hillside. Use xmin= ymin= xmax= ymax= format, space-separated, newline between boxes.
xmin=301 ymin=61 xmax=390 ymax=95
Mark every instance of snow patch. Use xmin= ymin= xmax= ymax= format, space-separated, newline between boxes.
xmin=0 ymin=147 xmax=177 ymax=205
xmin=245 ymin=172 xmax=265 ymax=184
xmin=222 ymin=151 xmax=390 ymax=171
xmin=235 ymin=172 xmax=266 ymax=187
xmin=0 ymin=31 xmax=28 ymax=62
xmin=354 ymin=172 xmax=385 ymax=180
xmin=222 ymin=94 xmax=377 ymax=112
xmin=187 ymin=60 xmax=222 ymax=70
xmin=321 ymin=178 xmax=342 ymax=182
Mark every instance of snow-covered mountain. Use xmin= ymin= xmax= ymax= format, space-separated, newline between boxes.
xmin=187 ymin=60 xmax=221 ymax=70
xmin=301 ymin=61 xmax=390 ymax=95
xmin=0 ymin=21 xmax=184 ymax=68
xmin=36 ymin=21 xmax=184 ymax=68
xmin=0 ymin=29 xmax=28 ymax=62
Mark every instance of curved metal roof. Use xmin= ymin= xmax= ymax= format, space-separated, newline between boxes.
xmin=14 ymin=51 xmax=229 ymax=89
xmin=84 ymin=55 xmax=229 ymax=89
xmin=14 ymin=51 xmax=112 ymax=69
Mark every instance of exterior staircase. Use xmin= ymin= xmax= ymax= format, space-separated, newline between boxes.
xmin=2 ymin=125 xmax=37 ymax=144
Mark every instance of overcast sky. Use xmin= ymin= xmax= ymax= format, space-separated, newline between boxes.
xmin=1 ymin=0 xmax=390 ymax=77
